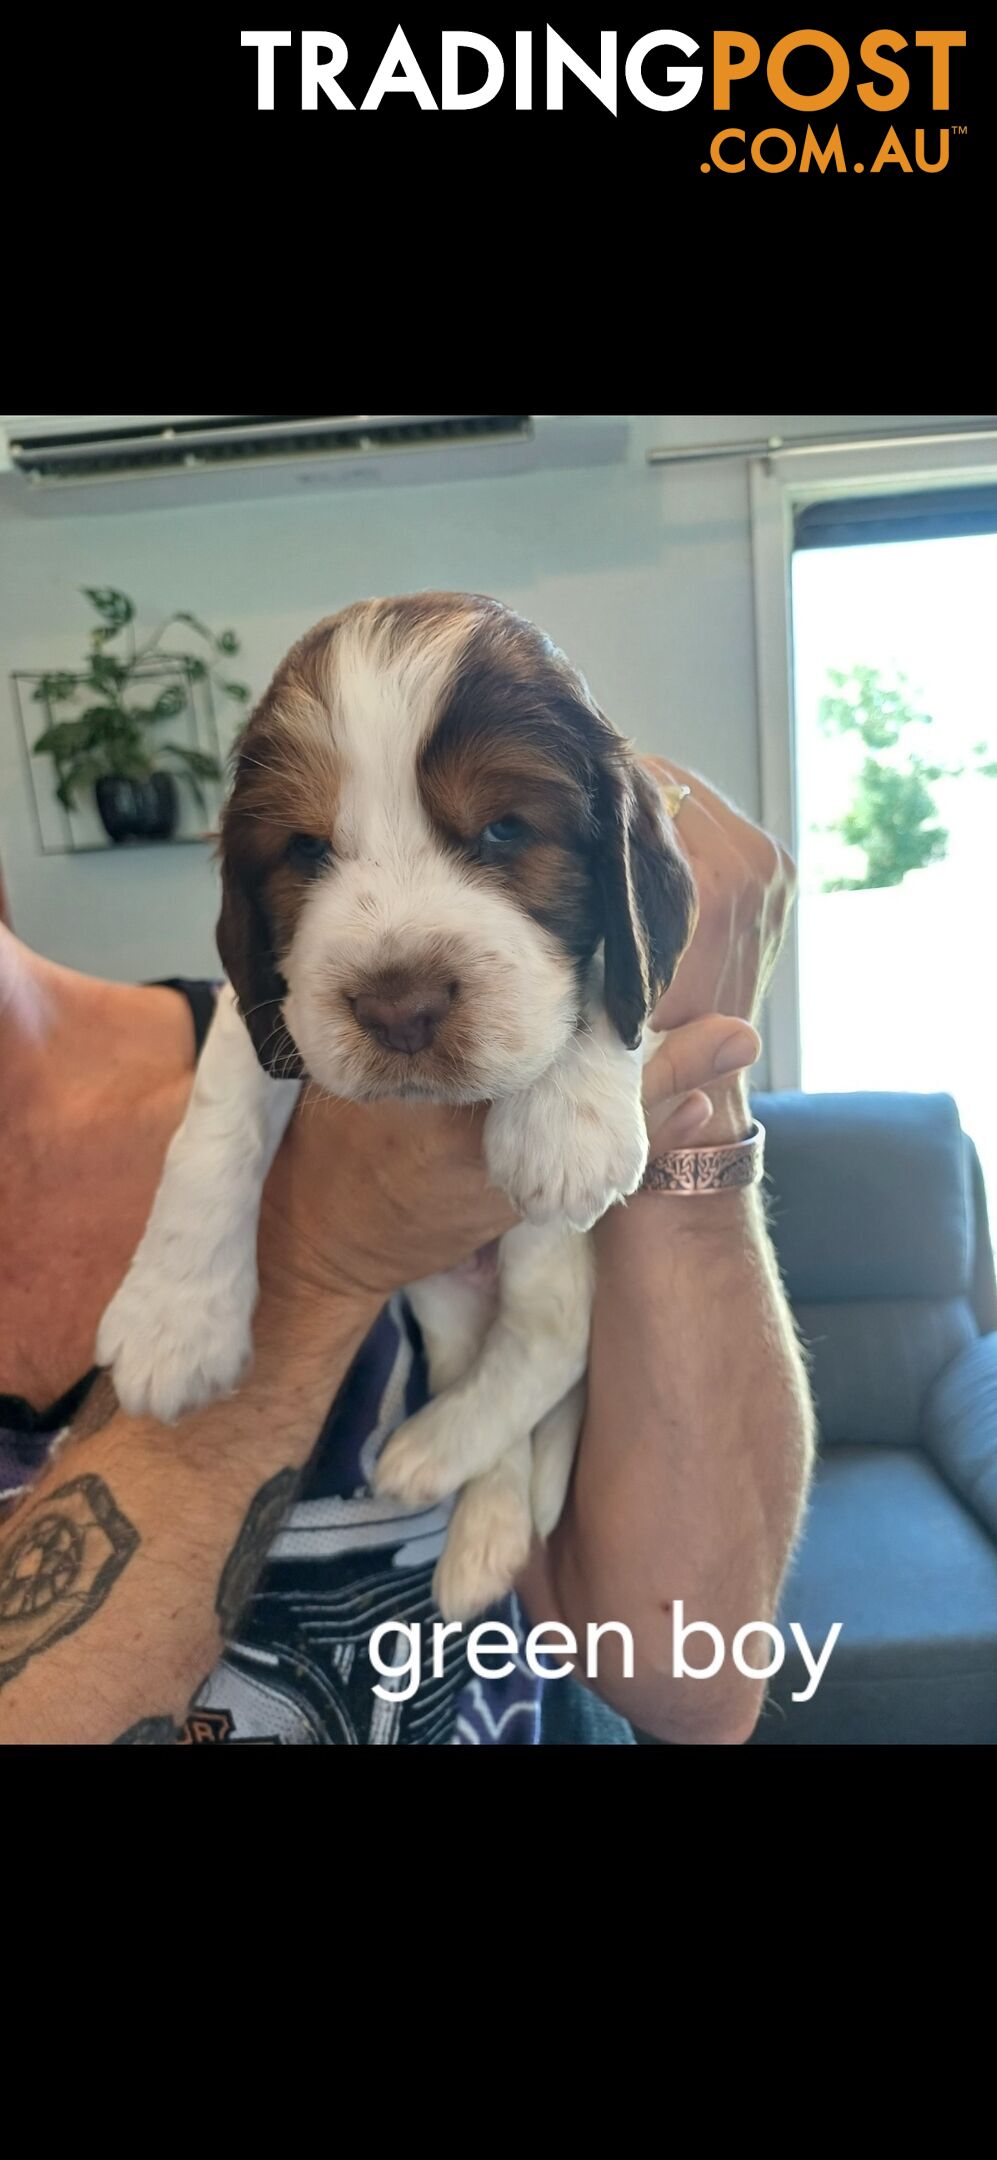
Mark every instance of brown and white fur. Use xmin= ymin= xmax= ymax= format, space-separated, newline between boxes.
xmin=97 ymin=594 xmax=697 ymax=1621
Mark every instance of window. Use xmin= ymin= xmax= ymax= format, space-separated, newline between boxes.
xmin=790 ymin=488 xmax=997 ymax=1220
xmin=751 ymin=438 xmax=997 ymax=1226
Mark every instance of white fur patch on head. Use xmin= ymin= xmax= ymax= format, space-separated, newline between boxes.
xmin=322 ymin=600 xmax=483 ymax=862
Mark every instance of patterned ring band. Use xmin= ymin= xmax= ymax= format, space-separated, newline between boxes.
xmin=641 ymin=1118 xmax=766 ymax=1195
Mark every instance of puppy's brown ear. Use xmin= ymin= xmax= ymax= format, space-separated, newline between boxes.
xmin=596 ymin=750 xmax=698 ymax=1049
xmin=216 ymin=851 xmax=304 ymax=1080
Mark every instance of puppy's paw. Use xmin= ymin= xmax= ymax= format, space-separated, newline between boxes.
xmin=485 ymin=1084 xmax=648 ymax=1231
xmin=530 ymin=1381 xmax=586 ymax=1539
xmin=96 ymin=1262 xmax=256 ymax=1424
xmin=372 ymin=1393 xmax=474 ymax=1509
xmin=432 ymin=1471 xmax=533 ymax=1624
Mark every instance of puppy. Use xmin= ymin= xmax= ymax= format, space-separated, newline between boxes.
xmin=97 ymin=594 xmax=697 ymax=1620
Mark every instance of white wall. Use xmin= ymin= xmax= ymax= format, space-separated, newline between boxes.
xmin=0 ymin=412 xmax=976 ymax=985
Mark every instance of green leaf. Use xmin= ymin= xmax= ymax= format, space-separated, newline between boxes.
xmin=218 ymin=679 xmax=250 ymax=703
xmin=217 ymin=629 xmax=240 ymax=654
xmin=81 ymin=587 xmax=134 ymax=632
xmin=171 ymin=610 xmax=214 ymax=644
xmin=78 ymin=703 xmax=123 ymax=729
xmin=161 ymin=742 xmax=222 ymax=780
xmin=33 ymin=717 xmax=93 ymax=759
xmin=31 ymin=671 xmax=80 ymax=706
xmin=106 ymin=747 xmax=153 ymax=781
xmin=87 ymin=651 xmax=128 ymax=692
xmin=66 ymin=756 xmax=104 ymax=791
xmin=142 ymin=684 xmax=188 ymax=722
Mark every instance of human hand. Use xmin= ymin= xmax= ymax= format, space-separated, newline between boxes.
xmin=642 ymin=1011 xmax=761 ymax=1151
xmin=261 ymin=1016 xmax=763 ymax=1311
xmin=641 ymin=756 xmax=797 ymax=1142
xmin=259 ymin=1093 xmax=518 ymax=1310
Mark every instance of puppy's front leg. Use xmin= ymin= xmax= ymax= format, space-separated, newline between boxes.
xmin=530 ymin=1378 xmax=587 ymax=1538
xmin=374 ymin=1219 xmax=594 ymax=1508
xmin=431 ymin=1432 xmax=535 ymax=1625
xmin=484 ymin=1007 xmax=648 ymax=1232
xmin=430 ymin=1380 xmax=589 ymax=1625
xmin=382 ymin=1234 xmax=592 ymax=1622
xmin=405 ymin=1258 xmax=499 ymax=1399
xmin=96 ymin=984 xmax=300 ymax=1422
xmin=376 ymin=1008 xmax=646 ymax=1515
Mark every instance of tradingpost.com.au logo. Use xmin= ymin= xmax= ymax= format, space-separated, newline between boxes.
xmin=240 ymin=25 xmax=968 ymax=175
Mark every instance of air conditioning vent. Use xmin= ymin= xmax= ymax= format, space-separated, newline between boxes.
xmin=0 ymin=414 xmax=626 ymax=515
xmin=9 ymin=414 xmax=533 ymax=486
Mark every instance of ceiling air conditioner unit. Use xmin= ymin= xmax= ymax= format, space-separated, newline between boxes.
xmin=0 ymin=415 xmax=628 ymax=516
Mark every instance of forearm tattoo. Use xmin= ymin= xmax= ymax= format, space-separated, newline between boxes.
xmin=216 ymin=1466 xmax=300 ymax=1637
xmin=111 ymin=1469 xmax=299 ymax=1744
xmin=113 ymin=1714 xmax=181 ymax=1744
xmin=0 ymin=1473 xmax=139 ymax=1690
xmin=1 ymin=1449 xmax=298 ymax=1733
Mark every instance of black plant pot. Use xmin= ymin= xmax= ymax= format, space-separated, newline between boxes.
xmin=95 ymin=772 xmax=179 ymax=844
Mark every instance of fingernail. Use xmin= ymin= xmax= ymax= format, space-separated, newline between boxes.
xmin=713 ymin=1027 xmax=759 ymax=1075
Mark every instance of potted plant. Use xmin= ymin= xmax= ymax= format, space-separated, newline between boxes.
xmin=30 ymin=587 xmax=251 ymax=843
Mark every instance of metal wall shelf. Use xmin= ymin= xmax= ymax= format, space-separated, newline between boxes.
xmin=11 ymin=658 xmax=225 ymax=857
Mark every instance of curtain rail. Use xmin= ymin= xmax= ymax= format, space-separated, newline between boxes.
xmin=646 ymin=424 xmax=997 ymax=466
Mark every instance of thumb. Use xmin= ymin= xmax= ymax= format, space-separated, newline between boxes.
xmin=642 ymin=1014 xmax=760 ymax=1110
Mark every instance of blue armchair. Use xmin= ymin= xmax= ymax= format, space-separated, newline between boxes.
xmin=748 ymin=1090 xmax=997 ymax=1745
xmin=540 ymin=1089 xmax=997 ymax=1746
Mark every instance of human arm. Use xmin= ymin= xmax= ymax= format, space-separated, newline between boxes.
xmin=0 ymin=982 xmax=735 ymax=1743
xmin=0 ymin=758 xmax=810 ymax=1744
xmin=518 ymin=762 xmax=816 ymax=1743
xmin=0 ymin=1097 xmax=513 ymax=1744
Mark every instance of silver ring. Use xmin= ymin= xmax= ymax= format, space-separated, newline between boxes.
xmin=662 ymin=782 xmax=691 ymax=820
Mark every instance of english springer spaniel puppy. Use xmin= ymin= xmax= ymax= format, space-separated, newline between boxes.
xmin=97 ymin=593 xmax=697 ymax=1620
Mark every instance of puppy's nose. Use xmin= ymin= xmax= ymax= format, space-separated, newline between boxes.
xmin=353 ymin=982 xmax=455 ymax=1055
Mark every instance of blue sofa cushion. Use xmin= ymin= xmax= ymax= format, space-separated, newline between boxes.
xmin=794 ymin=1296 xmax=976 ymax=1446
xmin=751 ymin=1091 xmax=972 ymax=1304
xmin=966 ymin=1138 xmax=997 ymax=1334
xmin=754 ymin=1443 xmax=997 ymax=1743
xmin=922 ymin=1334 xmax=997 ymax=1541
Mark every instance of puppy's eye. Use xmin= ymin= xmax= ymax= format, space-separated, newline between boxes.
xmin=477 ymin=816 xmax=530 ymax=853
xmin=287 ymin=833 xmax=333 ymax=872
